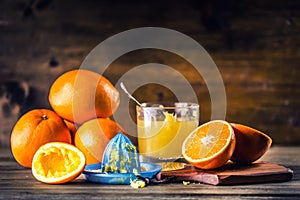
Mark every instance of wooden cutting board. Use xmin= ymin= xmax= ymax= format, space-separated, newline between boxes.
xmin=158 ymin=162 xmax=293 ymax=185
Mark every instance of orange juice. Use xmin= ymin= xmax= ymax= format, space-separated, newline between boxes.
xmin=137 ymin=103 xmax=199 ymax=161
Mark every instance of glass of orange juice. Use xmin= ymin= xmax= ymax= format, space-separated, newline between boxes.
xmin=137 ymin=102 xmax=199 ymax=163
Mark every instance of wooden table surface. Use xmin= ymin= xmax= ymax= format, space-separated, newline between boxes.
xmin=0 ymin=146 xmax=299 ymax=199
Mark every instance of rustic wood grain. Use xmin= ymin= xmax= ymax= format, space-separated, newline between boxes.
xmin=160 ymin=162 xmax=293 ymax=185
xmin=0 ymin=146 xmax=299 ymax=199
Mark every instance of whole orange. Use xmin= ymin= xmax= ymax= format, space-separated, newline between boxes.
xmin=230 ymin=123 xmax=272 ymax=164
xmin=10 ymin=109 xmax=72 ymax=168
xmin=48 ymin=69 xmax=120 ymax=124
xmin=74 ymin=118 xmax=128 ymax=165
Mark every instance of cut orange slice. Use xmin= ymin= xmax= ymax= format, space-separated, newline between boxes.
xmin=182 ymin=120 xmax=236 ymax=169
xmin=32 ymin=142 xmax=86 ymax=184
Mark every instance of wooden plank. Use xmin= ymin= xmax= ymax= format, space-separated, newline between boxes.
xmin=160 ymin=162 xmax=293 ymax=185
xmin=0 ymin=146 xmax=299 ymax=199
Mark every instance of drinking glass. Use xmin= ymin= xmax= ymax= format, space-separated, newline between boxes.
xmin=136 ymin=102 xmax=199 ymax=163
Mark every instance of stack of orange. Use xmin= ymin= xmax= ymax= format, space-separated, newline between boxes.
xmin=182 ymin=120 xmax=272 ymax=169
xmin=10 ymin=69 xmax=124 ymax=184
xmin=48 ymin=69 xmax=126 ymax=165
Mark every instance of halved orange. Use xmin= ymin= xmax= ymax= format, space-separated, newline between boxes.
xmin=230 ymin=123 xmax=272 ymax=164
xmin=32 ymin=142 xmax=86 ymax=184
xmin=182 ymin=120 xmax=236 ymax=169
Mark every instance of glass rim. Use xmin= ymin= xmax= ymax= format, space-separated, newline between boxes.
xmin=136 ymin=102 xmax=199 ymax=110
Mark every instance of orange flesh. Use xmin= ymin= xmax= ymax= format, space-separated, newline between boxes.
xmin=33 ymin=146 xmax=82 ymax=178
xmin=184 ymin=122 xmax=231 ymax=160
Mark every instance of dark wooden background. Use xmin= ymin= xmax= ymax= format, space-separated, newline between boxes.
xmin=0 ymin=0 xmax=299 ymax=147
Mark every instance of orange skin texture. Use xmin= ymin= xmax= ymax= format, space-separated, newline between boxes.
xmin=10 ymin=109 xmax=72 ymax=168
xmin=48 ymin=69 xmax=120 ymax=124
xmin=63 ymin=119 xmax=79 ymax=145
xmin=74 ymin=118 xmax=129 ymax=165
xmin=230 ymin=123 xmax=272 ymax=164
